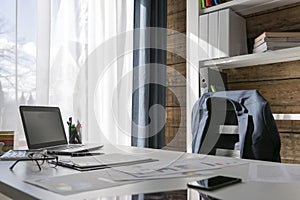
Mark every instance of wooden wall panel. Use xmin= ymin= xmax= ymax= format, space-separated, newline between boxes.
xmin=166 ymin=0 xmax=187 ymax=152
xmin=224 ymin=61 xmax=300 ymax=114
xmin=225 ymin=60 xmax=300 ymax=83
xmin=227 ymin=79 xmax=300 ymax=109
xmin=167 ymin=33 xmax=186 ymax=65
xmin=271 ymin=106 xmax=300 ymax=115
xmin=280 ymin=133 xmax=300 ymax=164
xmin=246 ymin=3 xmax=300 ymax=39
xmin=167 ymin=10 xmax=186 ymax=34
xmin=167 ymin=63 xmax=186 ymax=86
xmin=166 ymin=87 xmax=186 ymax=107
xmin=167 ymin=33 xmax=186 ymax=51
xmin=167 ymin=0 xmax=186 ymax=15
xmin=166 ymin=107 xmax=186 ymax=127
xmin=225 ymin=61 xmax=300 ymax=113
xmin=165 ymin=126 xmax=186 ymax=151
xmin=277 ymin=120 xmax=300 ymax=133
xmin=167 ymin=52 xmax=186 ymax=66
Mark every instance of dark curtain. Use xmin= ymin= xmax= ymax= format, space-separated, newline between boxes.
xmin=131 ymin=0 xmax=167 ymax=148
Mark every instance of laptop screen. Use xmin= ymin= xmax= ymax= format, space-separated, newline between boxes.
xmin=20 ymin=106 xmax=68 ymax=149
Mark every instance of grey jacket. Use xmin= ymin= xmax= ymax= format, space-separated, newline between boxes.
xmin=192 ymin=90 xmax=281 ymax=162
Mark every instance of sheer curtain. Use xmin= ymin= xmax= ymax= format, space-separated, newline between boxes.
xmin=86 ymin=0 xmax=133 ymax=145
xmin=36 ymin=0 xmax=133 ymax=145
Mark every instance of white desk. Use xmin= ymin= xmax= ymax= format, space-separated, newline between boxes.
xmin=1 ymin=144 xmax=300 ymax=200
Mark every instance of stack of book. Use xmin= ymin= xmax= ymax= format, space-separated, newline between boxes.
xmin=253 ymin=32 xmax=300 ymax=53
xmin=201 ymin=0 xmax=230 ymax=9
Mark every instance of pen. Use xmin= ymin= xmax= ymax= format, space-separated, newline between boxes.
xmin=71 ymin=152 xmax=104 ymax=157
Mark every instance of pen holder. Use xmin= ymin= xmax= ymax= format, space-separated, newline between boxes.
xmin=68 ymin=121 xmax=82 ymax=144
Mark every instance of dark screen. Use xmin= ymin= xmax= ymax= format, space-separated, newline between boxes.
xmin=22 ymin=110 xmax=66 ymax=147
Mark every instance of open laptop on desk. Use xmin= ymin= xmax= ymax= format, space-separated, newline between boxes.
xmin=19 ymin=106 xmax=103 ymax=155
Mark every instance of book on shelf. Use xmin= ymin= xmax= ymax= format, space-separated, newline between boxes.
xmin=205 ymin=0 xmax=214 ymax=7
xmin=200 ymin=0 xmax=230 ymax=9
xmin=253 ymin=37 xmax=300 ymax=49
xmin=254 ymin=32 xmax=300 ymax=44
xmin=253 ymin=41 xmax=300 ymax=53
xmin=201 ymin=0 xmax=206 ymax=9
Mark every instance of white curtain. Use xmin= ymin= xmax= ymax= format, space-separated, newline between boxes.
xmin=36 ymin=0 xmax=133 ymax=145
xmin=87 ymin=0 xmax=134 ymax=145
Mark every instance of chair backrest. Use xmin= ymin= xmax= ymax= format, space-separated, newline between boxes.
xmin=191 ymin=90 xmax=281 ymax=162
xmin=198 ymin=97 xmax=239 ymax=157
xmin=215 ymin=125 xmax=240 ymax=158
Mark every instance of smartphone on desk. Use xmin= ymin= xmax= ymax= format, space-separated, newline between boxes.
xmin=187 ymin=175 xmax=242 ymax=191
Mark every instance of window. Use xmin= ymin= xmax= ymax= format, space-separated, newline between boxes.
xmin=0 ymin=0 xmax=37 ymax=146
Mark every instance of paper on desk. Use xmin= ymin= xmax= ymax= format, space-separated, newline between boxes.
xmin=111 ymin=155 xmax=246 ymax=181
xmin=248 ymin=163 xmax=300 ymax=183
xmin=25 ymin=169 xmax=136 ymax=195
xmin=108 ymin=167 xmax=215 ymax=181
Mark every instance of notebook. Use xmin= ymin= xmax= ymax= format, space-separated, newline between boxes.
xmin=19 ymin=106 xmax=103 ymax=155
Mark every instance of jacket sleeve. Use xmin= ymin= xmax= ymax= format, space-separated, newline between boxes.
xmin=252 ymin=102 xmax=281 ymax=162
xmin=263 ymin=102 xmax=281 ymax=162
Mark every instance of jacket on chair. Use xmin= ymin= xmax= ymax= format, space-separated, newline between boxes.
xmin=192 ymin=90 xmax=281 ymax=162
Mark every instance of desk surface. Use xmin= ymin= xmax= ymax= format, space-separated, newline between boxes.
xmin=1 ymin=144 xmax=300 ymax=200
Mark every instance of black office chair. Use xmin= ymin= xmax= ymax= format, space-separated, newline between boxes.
xmin=191 ymin=90 xmax=281 ymax=162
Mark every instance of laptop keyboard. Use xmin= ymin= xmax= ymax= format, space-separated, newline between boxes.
xmin=46 ymin=144 xmax=85 ymax=150
xmin=66 ymin=144 xmax=84 ymax=149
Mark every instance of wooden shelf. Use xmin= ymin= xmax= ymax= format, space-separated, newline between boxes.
xmin=200 ymin=0 xmax=300 ymax=16
xmin=199 ymin=46 xmax=300 ymax=69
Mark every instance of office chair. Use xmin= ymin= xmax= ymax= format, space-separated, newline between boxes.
xmin=191 ymin=90 xmax=281 ymax=162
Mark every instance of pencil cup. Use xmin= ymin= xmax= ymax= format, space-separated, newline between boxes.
xmin=69 ymin=125 xmax=82 ymax=144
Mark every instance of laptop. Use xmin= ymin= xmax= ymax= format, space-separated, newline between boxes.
xmin=19 ymin=106 xmax=103 ymax=155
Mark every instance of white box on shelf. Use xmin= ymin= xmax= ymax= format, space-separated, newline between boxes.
xmin=199 ymin=14 xmax=209 ymax=61
xmin=218 ymin=8 xmax=248 ymax=58
xmin=208 ymin=11 xmax=219 ymax=59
